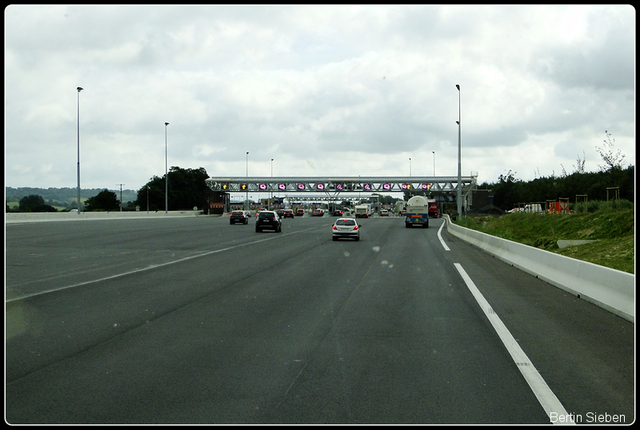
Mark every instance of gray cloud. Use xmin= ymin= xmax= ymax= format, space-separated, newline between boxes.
xmin=4 ymin=5 xmax=634 ymax=190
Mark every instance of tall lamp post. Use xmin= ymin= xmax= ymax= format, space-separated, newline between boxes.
xmin=409 ymin=157 xmax=412 ymax=177
xmin=456 ymin=84 xmax=462 ymax=218
xmin=76 ymin=86 xmax=83 ymax=214
xmin=245 ymin=152 xmax=249 ymax=210
xmin=432 ymin=151 xmax=436 ymax=176
xmin=164 ymin=122 xmax=169 ymax=214
xmin=270 ymin=158 xmax=274 ymax=210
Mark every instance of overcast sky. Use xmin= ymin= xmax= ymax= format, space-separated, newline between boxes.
xmin=4 ymin=5 xmax=635 ymax=193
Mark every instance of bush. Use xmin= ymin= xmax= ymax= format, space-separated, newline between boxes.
xmin=573 ymin=199 xmax=633 ymax=213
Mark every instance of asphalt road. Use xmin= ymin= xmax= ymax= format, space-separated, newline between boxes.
xmin=5 ymin=215 xmax=634 ymax=424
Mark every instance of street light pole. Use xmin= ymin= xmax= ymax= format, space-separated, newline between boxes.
xmin=76 ymin=86 xmax=83 ymax=214
xmin=117 ymin=183 xmax=124 ymax=212
xmin=270 ymin=158 xmax=274 ymax=210
xmin=164 ymin=122 xmax=169 ymax=214
xmin=245 ymin=151 xmax=249 ymax=211
xmin=409 ymin=157 xmax=412 ymax=177
xmin=432 ymin=151 xmax=436 ymax=176
xmin=456 ymin=84 xmax=462 ymax=218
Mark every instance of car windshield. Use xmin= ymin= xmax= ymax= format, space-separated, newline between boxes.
xmin=336 ymin=219 xmax=356 ymax=226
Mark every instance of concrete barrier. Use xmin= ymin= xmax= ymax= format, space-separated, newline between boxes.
xmin=444 ymin=215 xmax=634 ymax=323
xmin=6 ymin=210 xmax=207 ymax=223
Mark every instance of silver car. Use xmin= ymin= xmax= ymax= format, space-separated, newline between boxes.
xmin=332 ymin=218 xmax=361 ymax=241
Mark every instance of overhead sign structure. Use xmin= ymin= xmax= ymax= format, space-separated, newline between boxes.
xmin=206 ymin=176 xmax=477 ymax=196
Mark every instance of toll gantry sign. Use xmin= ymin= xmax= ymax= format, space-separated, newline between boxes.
xmin=205 ymin=176 xmax=477 ymax=196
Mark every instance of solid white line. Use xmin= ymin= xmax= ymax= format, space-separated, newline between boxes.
xmin=437 ymin=220 xmax=450 ymax=251
xmin=6 ymin=227 xmax=319 ymax=303
xmin=453 ymin=263 xmax=574 ymax=425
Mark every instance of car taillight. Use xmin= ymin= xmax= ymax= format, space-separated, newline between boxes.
xmin=333 ymin=225 xmax=337 ymax=230
xmin=353 ymin=226 xmax=358 ymax=230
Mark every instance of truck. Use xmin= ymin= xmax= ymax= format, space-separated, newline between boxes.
xmin=404 ymin=195 xmax=430 ymax=228
xmin=428 ymin=199 xmax=439 ymax=218
xmin=355 ymin=203 xmax=372 ymax=218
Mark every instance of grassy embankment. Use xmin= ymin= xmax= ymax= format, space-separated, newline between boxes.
xmin=454 ymin=202 xmax=634 ymax=274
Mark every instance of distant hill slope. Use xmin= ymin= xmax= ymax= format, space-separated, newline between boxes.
xmin=6 ymin=187 xmax=138 ymax=204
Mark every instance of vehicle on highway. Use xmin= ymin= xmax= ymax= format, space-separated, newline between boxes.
xmin=229 ymin=210 xmax=249 ymax=225
xmin=355 ymin=204 xmax=371 ymax=218
xmin=332 ymin=217 xmax=361 ymax=241
xmin=283 ymin=209 xmax=294 ymax=218
xmin=404 ymin=195 xmax=430 ymax=228
xmin=312 ymin=209 xmax=324 ymax=216
xmin=276 ymin=209 xmax=285 ymax=218
xmin=380 ymin=209 xmax=389 ymax=217
xmin=332 ymin=209 xmax=343 ymax=216
xmin=296 ymin=208 xmax=305 ymax=216
xmin=255 ymin=211 xmax=282 ymax=232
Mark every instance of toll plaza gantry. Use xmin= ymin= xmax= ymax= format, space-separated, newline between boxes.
xmin=206 ymin=175 xmax=478 ymax=209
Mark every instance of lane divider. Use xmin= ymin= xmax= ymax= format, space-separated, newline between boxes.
xmin=454 ymin=263 xmax=574 ymax=425
xmin=437 ymin=220 xmax=450 ymax=251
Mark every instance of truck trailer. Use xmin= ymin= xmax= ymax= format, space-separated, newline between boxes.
xmin=354 ymin=204 xmax=372 ymax=218
xmin=404 ymin=195 xmax=430 ymax=228
xmin=428 ymin=200 xmax=439 ymax=218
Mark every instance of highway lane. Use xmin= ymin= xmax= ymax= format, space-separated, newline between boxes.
xmin=5 ymin=215 xmax=634 ymax=424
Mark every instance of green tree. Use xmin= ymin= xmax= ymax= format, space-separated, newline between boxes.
xmin=135 ymin=166 xmax=211 ymax=211
xmin=18 ymin=195 xmax=57 ymax=212
xmin=84 ymin=189 xmax=120 ymax=211
xmin=491 ymin=170 xmax=523 ymax=209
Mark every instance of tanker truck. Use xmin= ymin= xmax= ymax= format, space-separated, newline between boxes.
xmin=404 ymin=195 xmax=430 ymax=228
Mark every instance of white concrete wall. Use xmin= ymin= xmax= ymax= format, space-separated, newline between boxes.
xmin=445 ymin=215 xmax=634 ymax=323
xmin=6 ymin=210 xmax=205 ymax=223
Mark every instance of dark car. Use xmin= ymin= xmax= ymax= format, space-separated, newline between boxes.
xmin=283 ymin=209 xmax=294 ymax=218
xmin=276 ymin=209 xmax=285 ymax=218
xmin=295 ymin=208 xmax=305 ymax=216
xmin=230 ymin=210 xmax=249 ymax=225
xmin=332 ymin=210 xmax=343 ymax=216
xmin=312 ymin=209 xmax=324 ymax=216
xmin=255 ymin=211 xmax=282 ymax=232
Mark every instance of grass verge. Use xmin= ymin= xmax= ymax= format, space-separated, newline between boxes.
xmin=454 ymin=208 xmax=634 ymax=274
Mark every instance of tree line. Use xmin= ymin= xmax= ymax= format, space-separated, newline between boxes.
xmin=6 ymin=167 xmax=211 ymax=213
xmin=485 ymin=165 xmax=634 ymax=210
xmin=485 ymin=130 xmax=633 ymax=209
